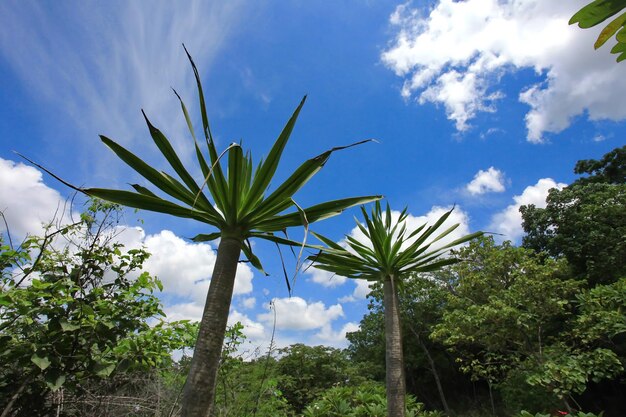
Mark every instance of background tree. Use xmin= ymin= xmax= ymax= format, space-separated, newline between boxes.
xmin=350 ymin=275 xmax=458 ymax=415
xmin=275 ymin=344 xmax=367 ymax=414
xmin=0 ymin=200 xmax=197 ymax=417
xmin=309 ymin=202 xmax=481 ymax=417
xmin=30 ymin=48 xmax=380 ymax=416
xmin=431 ymin=237 xmax=579 ymax=412
xmin=521 ymin=146 xmax=626 ymax=286
xmin=432 ymin=237 xmax=624 ymax=414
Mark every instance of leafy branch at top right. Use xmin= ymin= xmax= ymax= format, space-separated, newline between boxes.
xmin=570 ymin=0 xmax=626 ymax=62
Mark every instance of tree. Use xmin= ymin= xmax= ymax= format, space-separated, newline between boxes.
xmin=350 ymin=275 xmax=457 ymax=415
xmin=212 ymin=323 xmax=292 ymax=417
xmin=276 ymin=344 xmax=366 ymax=413
xmin=521 ymin=146 xmax=626 ymax=286
xmin=570 ymin=0 xmax=626 ymax=62
xmin=31 ymin=48 xmax=380 ymax=416
xmin=0 ymin=200 xmax=197 ymax=416
xmin=309 ymin=202 xmax=481 ymax=417
xmin=432 ymin=237 xmax=624 ymax=414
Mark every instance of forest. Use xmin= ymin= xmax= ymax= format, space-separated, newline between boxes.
xmin=1 ymin=145 xmax=624 ymax=416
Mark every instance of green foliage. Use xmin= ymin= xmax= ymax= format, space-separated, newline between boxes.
xmin=310 ymin=201 xmax=482 ymax=283
xmin=0 ymin=201 xmax=196 ymax=415
xmin=301 ymin=381 xmax=443 ymax=417
xmin=276 ymin=343 xmax=368 ymax=413
xmin=521 ymin=146 xmax=626 ymax=286
xmin=573 ymin=146 xmax=626 ymax=185
xmin=432 ymin=237 xmax=579 ymax=384
xmin=575 ymin=277 xmax=626 ymax=342
xmin=73 ymin=48 xmax=381 ymax=275
xmin=432 ymin=236 xmax=625 ymax=410
xmin=517 ymin=411 xmax=604 ymax=417
xmin=212 ymin=323 xmax=292 ymax=417
xmin=346 ymin=309 xmax=387 ymax=382
xmin=570 ymin=0 xmax=626 ymax=62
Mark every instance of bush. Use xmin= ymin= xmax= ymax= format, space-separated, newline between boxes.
xmin=301 ymin=381 xmax=443 ymax=417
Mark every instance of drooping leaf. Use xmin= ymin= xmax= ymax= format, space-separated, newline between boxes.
xmin=60 ymin=320 xmax=80 ymax=332
xmin=45 ymin=369 xmax=66 ymax=391
xmin=31 ymin=353 xmax=51 ymax=370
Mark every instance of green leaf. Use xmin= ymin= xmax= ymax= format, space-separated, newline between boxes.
xmin=254 ymin=195 xmax=383 ymax=232
xmin=93 ymin=361 xmax=117 ymax=378
xmin=31 ymin=353 xmax=51 ymax=370
xmin=570 ymin=0 xmax=626 ymax=28
xmin=595 ymin=11 xmax=626 ymax=48
xmin=45 ymin=370 xmax=66 ymax=391
xmin=251 ymin=232 xmax=324 ymax=250
xmin=83 ymin=188 xmax=216 ymax=224
xmin=248 ymin=140 xmax=375 ymax=223
xmin=60 ymin=320 xmax=80 ymax=332
xmin=241 ymin=96 xmax=307 ymax=214
xmin=192 ymin=232 xmax=222 ymax=242
xmin=241 ymin=240 xmax=268 ymax=276
xmin=100 ymin=135 xmax=198 ymax=206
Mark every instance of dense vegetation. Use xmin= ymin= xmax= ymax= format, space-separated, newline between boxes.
xmin=1 ymin=146 xmax=624 ymax=416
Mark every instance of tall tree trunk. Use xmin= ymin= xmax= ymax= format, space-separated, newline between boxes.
xmin=181 ymin=237 xmax=242 ymax=417
xmin=412 ymin=328 xmax=452 ymax=416
xmin=384 ymin=275 xmax=406 ymax=417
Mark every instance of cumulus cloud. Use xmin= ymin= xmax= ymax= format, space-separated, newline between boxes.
xmin=313 ymin=322 xmax=360 ymax=348
xmin=242 ymin=297 xmax=256 ymax=309
xmin=338 ymin=279 xmax=375 ymax=303
xmin=382 ymin=0 xmax=626 ymax=142
xmin=228 ymin=310 xmax=266 ymax=341
xmin=466 ymin=167 xmax=506 ymax=195
xmin=257 ymin=297 xmax=344 ymax=331
xmin=308 ymin=268 xmax=347 ymax=288
xmin=116 ymin=228 xmax=254 ymax=304
xmin=0 ymin=158 xmax=76 ymax=239
xmin=489 ymin=178 xmax=566 ymax=241
xmin=163 ymin=302 xmax=204 ymax=323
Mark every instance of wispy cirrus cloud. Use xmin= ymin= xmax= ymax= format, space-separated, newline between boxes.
xmin=0 ymin=1 xmax=246 ymax=179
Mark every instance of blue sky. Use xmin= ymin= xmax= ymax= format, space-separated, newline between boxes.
xmin=1 ymin=0 xmax=624 ymax=351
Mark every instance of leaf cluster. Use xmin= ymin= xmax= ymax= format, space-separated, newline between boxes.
xmin=310 ymin=201 xmax=482 ymax=283
xmin=0 ymin=202 xmax=197 ymax=415
xmin=571 ymin=0 xmax=626 ymax=62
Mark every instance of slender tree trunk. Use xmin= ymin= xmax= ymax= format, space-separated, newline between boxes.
xmin=408 ymin=325 xmax=452 ymax=416
xmin=181 ymin=237 xmax=242 ymax=417
xmin=384 ymin=275 xmax=406 ymax=417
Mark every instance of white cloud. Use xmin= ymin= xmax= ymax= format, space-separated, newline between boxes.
xmin=382 ymin=0 xmax=626 ymax=142
xmin=339 ymin=279 xmax=375 ymax=303
xmin=116 ymin=228 xmax=254 ymax=305
xmin=308 ymin=268 xmax=347 ymax=288
xmin=228 ymin=310 xmax=266 ymax=341
xmin=466 ymin=167 xmax=506 ymax=195
xmin=313 ymin=322 xmax=360 ymax=348
xmin=0 ymin=158 xmax=76 ymax=239
xmin=0 ymin=2 xmax=246 ymax=177
xmin=257 ymin=297 xmax=344 ymax=331
xmin=489 ymin=178 xmax=566 ymax=241
xmin=241 ymin=297 xmax=256 ymax=309
xmin=163 ymin=302 xmax=204 ymax=322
